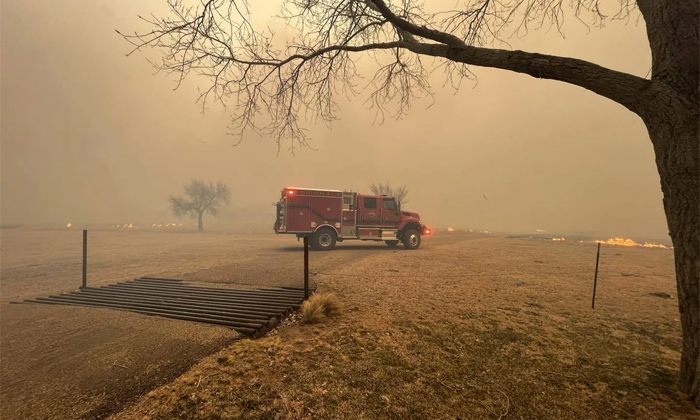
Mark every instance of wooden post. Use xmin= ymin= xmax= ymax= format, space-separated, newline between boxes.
xmin=303 ymin=236 xmax=309 ymax=300
xmin=591 ymin=242 xmax=601 ymax=309
xmin=82 ymin=230 xmax=88 ymax=289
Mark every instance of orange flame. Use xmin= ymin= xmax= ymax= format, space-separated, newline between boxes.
xmin=594 ymin=237 xmax=668 ymax=249
xmin=642 ymin=242 xmax=669 ymax=249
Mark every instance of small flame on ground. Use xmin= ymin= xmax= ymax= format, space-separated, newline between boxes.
xmin=66 ymin=222 xmax=73 ymax=228
xmin=552 ymin=237 xmax=565 ymax=241
xmin=642 ymin=242 xmax=669 ymax=249
xmin=149 ymin=223 xmax=180 ymax=228
xmin=594 ymin=237 xmax=668 ymax=249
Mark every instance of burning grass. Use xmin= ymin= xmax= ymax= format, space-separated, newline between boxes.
xmin=595 ymin=237 xmax=670 ymax=249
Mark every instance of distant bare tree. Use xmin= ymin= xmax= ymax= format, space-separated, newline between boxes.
xmin=369 ymin=182 xmax=409 ymax=206
xmin=170 ymin=180 xmax=231 ymax=231
xmin=122 ymin=0 xmax=698 ymax=402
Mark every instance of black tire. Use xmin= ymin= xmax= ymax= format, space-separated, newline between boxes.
xmin=401 ymin=229 xmax=421 ymax=250
xmin=311 ymin=228 xmax=337 ymax=251
xmin=385 ymin=240 xmax=399 ymax=248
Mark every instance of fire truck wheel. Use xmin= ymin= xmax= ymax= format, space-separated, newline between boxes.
xmin=312 ymin=228 xmax=337 ymax=251
xmin=402 ymin=229 xmax=421 ymax=250
xmin=385 ymin=240 xmax=399 ymax=247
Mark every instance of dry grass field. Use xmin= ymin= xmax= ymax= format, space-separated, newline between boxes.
xmin=0 ymin=227 xmax=453 ymax=419
xmin=1 ymin=228 xmax=696 ymax=419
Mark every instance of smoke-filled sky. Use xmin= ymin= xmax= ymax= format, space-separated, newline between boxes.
xmin=1 ymin=0 xmax=669 ymax=239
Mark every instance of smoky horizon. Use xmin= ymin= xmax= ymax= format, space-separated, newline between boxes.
xmin=0 ymin=0 xmax=669 ymax=242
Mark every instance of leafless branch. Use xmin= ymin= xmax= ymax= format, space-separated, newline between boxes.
xmin=369 ymin=181 xmax=409 ymax=204
xmin=120 ymin=0 xmax=642 ymax=152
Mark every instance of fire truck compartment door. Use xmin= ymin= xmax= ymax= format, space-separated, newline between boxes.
xmin=310 ymin=197 xmax=342 ymax=226
xmin=287 ymin=197 xmax=311 ymax=232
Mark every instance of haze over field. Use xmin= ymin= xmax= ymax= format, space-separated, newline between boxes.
xmin=1 ymin=0 xmax=666 ymax=239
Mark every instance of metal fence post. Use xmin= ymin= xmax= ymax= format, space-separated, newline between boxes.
xmin=82 ymin=229 xmax=88 ymax=289
xmin=304 ymin=236 xmax=309 ymax=299
xmin=591 ymin=242 xmax=601 ymax=309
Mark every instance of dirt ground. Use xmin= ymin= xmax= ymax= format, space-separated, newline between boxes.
xmin=106 ymin=233 xmax=698 ymax=420
xmin=1 ymin=228 xmax=459 ymax=419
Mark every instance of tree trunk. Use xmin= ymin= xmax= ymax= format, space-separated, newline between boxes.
xmin=643 ymin=96 xmax=699 ymax=406
xmin=637 ymin=0 xmax=698 ymax=404
xmin=197 ymin=212 xmax=204 ymax=232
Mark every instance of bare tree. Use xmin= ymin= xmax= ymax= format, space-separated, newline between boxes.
xmin=121 ymin=0 xmax=698 ymax=402
xmin=369 ymin=182 xmax=409 ymax=206
xmin=170 ymin=179 xmax=231 ymax=231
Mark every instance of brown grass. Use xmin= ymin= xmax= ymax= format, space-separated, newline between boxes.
xmin=301 ymin=293 xmax=342 ymax=323
xmin=100 ymin=236 xmax=698 ymax=419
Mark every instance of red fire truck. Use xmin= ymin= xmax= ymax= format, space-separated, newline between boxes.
xmin=273 ymin=187 xmax=431 ymax=250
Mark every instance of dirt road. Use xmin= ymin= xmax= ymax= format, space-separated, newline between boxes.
xmin=0 ymin=228 xmax=454 ymax=419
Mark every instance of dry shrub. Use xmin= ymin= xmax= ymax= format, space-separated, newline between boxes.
xmin=301 ymin=301 xmax=326 ymax=324
xmin=301 ymin=293 xmax=342 ymax=324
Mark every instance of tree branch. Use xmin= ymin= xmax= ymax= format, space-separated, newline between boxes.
xmin=368 ymin=0 xmax=465 ymax=46
xmin=361 ymin=0 xmax=651 ymax=112
xmin=124 ymin=0 xmax=649 ymax=147
xmin=242 ymin=37 xmax=653 ymax=115
xmin=255 ymin=41 xmax=405 ymax=68
xmin=401 ymin=41 xmax=653 ymax=115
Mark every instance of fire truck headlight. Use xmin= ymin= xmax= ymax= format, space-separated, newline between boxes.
xmin=424 ymin=228 xmax=431 ymax=235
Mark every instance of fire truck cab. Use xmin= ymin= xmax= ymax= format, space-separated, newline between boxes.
xmin=273 ymin=187 xmax=431 ymax=251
